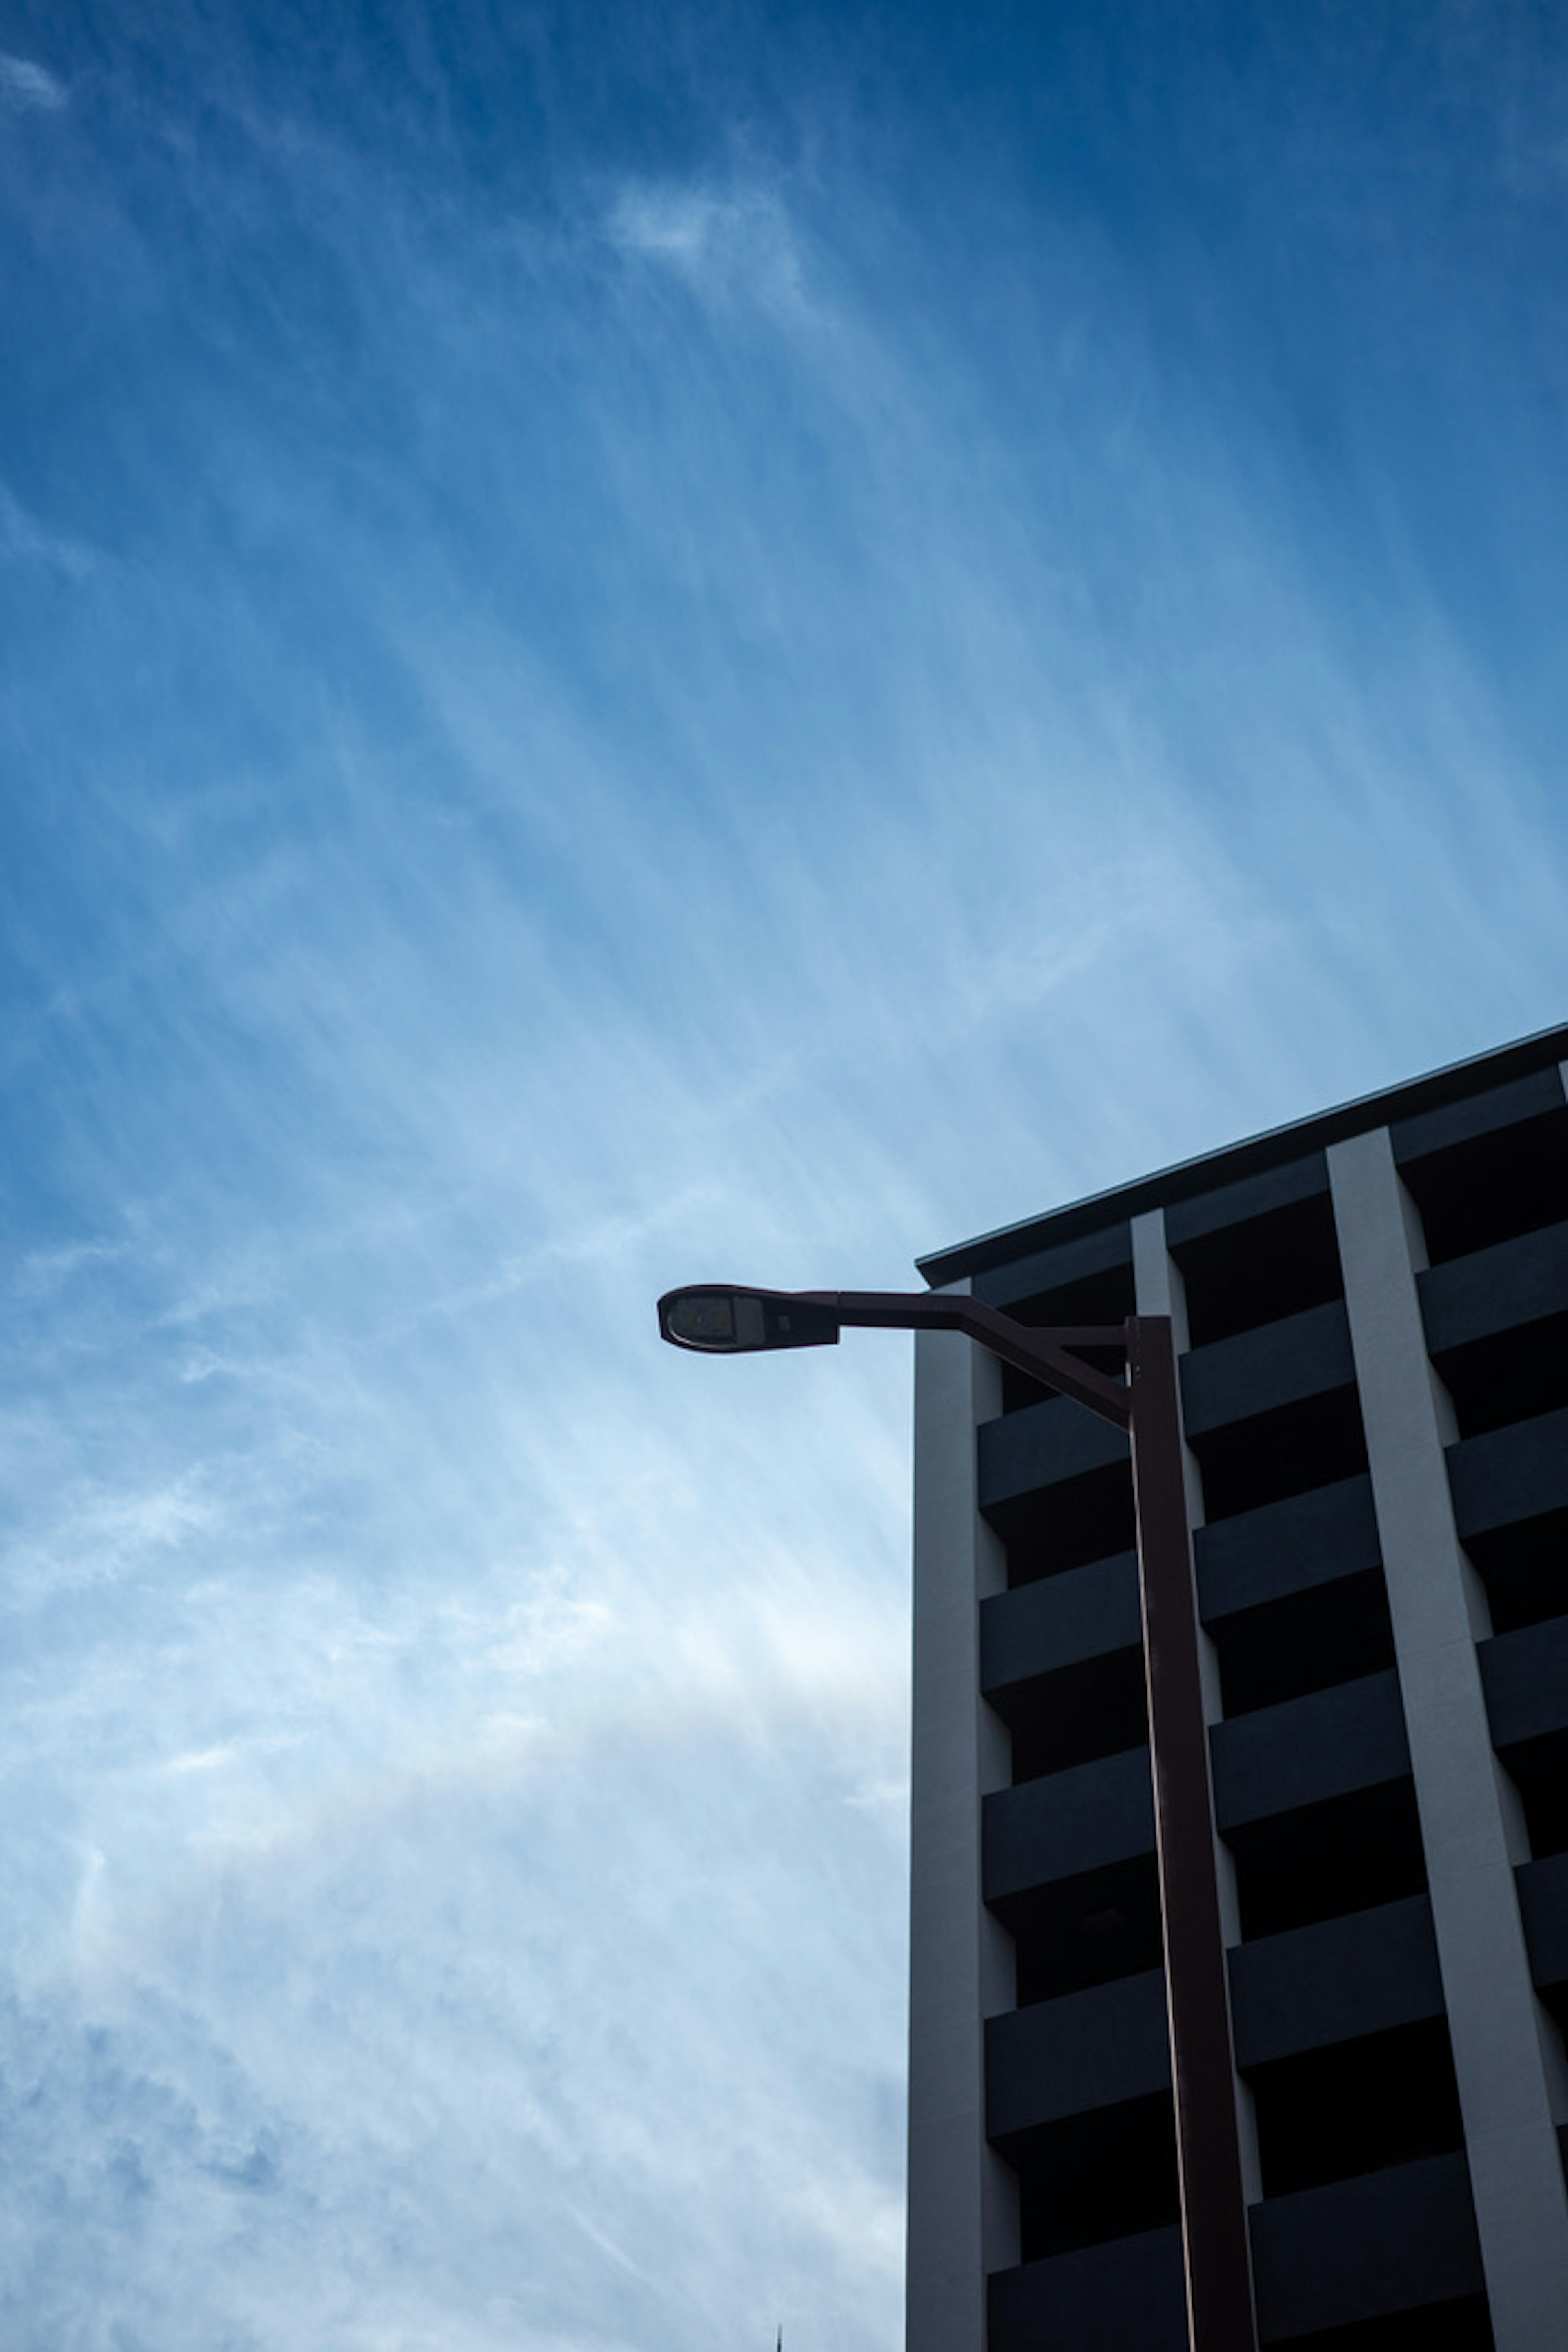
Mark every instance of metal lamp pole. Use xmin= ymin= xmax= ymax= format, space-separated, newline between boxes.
xmin=657 ymin=1283 xmax=1256 ymax=2352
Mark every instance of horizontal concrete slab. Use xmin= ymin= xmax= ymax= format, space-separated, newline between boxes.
xmin=1212 ymin=1668 xmax=1411 ymax=1832
xmin=1516 ymin=1852 xmax=1568 ymax=1993
xmin=1392 ymin=1067 xmax=1566 ymax=1165
xmin=1229 ymin=1895 xmax=1443 ymax=2071
xmin=978 ymin=1392 xmax=1130 ymax=1508
xmin=1195 ymin=1473 xmax=1382 ymax=1622
xmin=1420 ymin=1218 xmax=1568 ymax=1356
xmin=983 ymin=1745 xmax=1155 ymax=1903
xmin=1250 ymin=2150 xmax=1484 ymax=2341
xmin=987 ymin=2225 xmax=1185 ymax=2352
xmin=986 ymin=1967 xmax=1169 ymax=2140
xmin=980 ymin=1551 xmax=1141 ymax=1693
xmin=1165 ymin=1150 xmax=1329 ymax=1247
xmin=972 ymin=1219 xmax=1133 ymax=1311
xmin=1180 ymin=1299 xmax=1356 ymax=1439
xmin=1479 ymin=1614 xmax=1568 ymax=1749
xmin=1448 ymin=1405 xmax=1568 ymax=1537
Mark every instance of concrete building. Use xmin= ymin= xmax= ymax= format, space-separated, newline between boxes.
xmin=908 ymin=1025 xmax=1568 ymax=2352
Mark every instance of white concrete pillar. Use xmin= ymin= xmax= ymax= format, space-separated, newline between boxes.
xmin=1328 ymin=1127 xmax=1568 ymax=2352
xmin=906 ymin=1297 xmax=1017 ymax=2352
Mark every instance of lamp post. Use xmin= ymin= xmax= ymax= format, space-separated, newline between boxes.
xmin=658 ymin=1283 xmax=1257 ymax=2352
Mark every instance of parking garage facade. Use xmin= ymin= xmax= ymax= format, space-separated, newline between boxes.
xmin=907 ymin=1026 xmax=1568 ymax=2352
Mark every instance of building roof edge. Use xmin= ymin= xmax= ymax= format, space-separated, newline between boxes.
xmin=916 ymin=1020 xmax=1568 ymax=1288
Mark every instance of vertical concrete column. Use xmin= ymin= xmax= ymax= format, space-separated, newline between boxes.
xmin=1329 ymin=1127 xmax=1568 ymax=2352
xmin=907 ymin=1292 xmax=1016 ymax=2352
xmin=1132 ymin=1211 xmax=1262 ymax=2203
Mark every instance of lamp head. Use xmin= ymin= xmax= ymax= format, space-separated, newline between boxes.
xmin=657 ymin=1286 xmax=840 ymax=1354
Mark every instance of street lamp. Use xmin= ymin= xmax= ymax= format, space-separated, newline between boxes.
xmin=658 ymin=1283 xmax=1257 ymax=2352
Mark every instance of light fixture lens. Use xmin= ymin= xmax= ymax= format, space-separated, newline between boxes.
xmin=666 ymin=1292 xmax=737 ymax=1345
xmin=658 ymin=1286 xmax=836 ymax=1353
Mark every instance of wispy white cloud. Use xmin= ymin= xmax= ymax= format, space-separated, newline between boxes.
xmin=604 ymin=175 xmax=806 ymax=312
xmin=0 ymin=51 xmax=67 ymax=111
xmin=4 ymin=1470 xmax=223 ymax=1605
xmin=1 ymin=4 xmax=1566 ymax=2347
xmin=14 ymin=1237 xmax=130 ymax=1295
xmin=0 ymin=483 xmax=95 ymax=577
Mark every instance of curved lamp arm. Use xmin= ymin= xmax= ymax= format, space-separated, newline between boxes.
xmin=657 ymin=1283 xmax=1130 ymax=1427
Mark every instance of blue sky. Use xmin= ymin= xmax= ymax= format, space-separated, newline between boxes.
xmin=2 ymin=3 xmax=1566 ymax=2346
